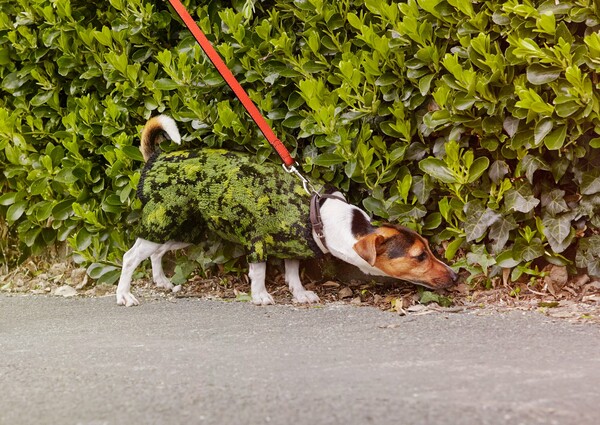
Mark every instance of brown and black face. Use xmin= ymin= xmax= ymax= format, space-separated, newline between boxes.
xmin=353 ymin=225 xmax=458 ymax=289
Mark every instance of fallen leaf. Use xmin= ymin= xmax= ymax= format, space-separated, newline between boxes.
xmin=582 ymin=295 xmax=600 ymax=303
xmin=350 ymin=296 xmax=362 ymax=305
xmin=538 ymin=301 xmax=560 ymax=308
xmin=54 ymin=285 xmax=77 ymax=298
xmin=407 ymin=304 xmax=427 ymax=313
xmin=545 ymin=265 xmax=568 ymax=290
xmin=502 ymin=268 xmax=511 ymax=287
xmin=338 ymin=287 xmax=353 ymax=299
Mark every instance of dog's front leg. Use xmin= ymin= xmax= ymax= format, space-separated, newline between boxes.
xmin=285 ymin=259 xmax=320 ymax=304
xmin=249 ymin=262 xmax=274 ymax=305
xmin=117 ymin=238 xmax=160 ymax=307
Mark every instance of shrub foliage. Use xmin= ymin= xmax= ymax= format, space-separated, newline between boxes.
xmin=1 ymin=0 xmax=599 ymax=284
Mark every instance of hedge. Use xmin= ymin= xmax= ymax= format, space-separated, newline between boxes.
xmin=1 ymin=0 xmax=599 ymax=285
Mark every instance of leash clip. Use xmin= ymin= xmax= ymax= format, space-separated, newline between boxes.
xmin=282 ymin=163 xmax=320 ymax=196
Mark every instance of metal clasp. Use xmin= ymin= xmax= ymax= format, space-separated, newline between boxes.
xmin=282 ymin=163 xmax=321 ymax=196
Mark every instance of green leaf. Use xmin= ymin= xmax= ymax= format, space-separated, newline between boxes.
xmin=454 ymin=92 xmax=476 ymax=110
xmin=52 ymin=200 xmax=74 ymax=221
xmin=2 ymin=72 xmax=28 ymax=91
xmin=526 ymin=64 xmax=561 ymax=85
xmin=544 ymin=125 xmax=567 ymax=150
xmin=154 ymin=78 xmax=179 ymax=90
xmin=534 ymin=119 xmax=553 ymax=146
xmin=282 ymin=115 xmax=304 ymax=129
xmin=411 ymin=175 xmax=433 ymax=204
xmin=419 ymin=290 xmax=453 ymax=307
xmin=23 ymin=228 xmax=42 ymax=247
xmin=287 ymin=92 xmax=305 ymax=110
xmin=54 ymin=168 xmax=79 ymax=184
xmin=581 ymin=170 xmax=600 ymax=195
xmin=0 ymin=192 xmax=18 ymax=206
xmin=121 ymin=146 xmax=144 ymax=162
xmin=466 ymin=244 xmax=496 ymax=272
xmin=94 ymin=26 xmax=113 ymax=47
xmin=313 ymin=153 xmax=345 ymax=166
xmin=7 ymin=200 xmax=27 ymax=223
xmin=488 ymin=160 xmax=509 ymax=184
xmin=445 ymin=237 xmax=464 ymax=261
xmin=88 ymin=263 xmax=119 ymax=279
xmin=418 ymin=74 xmax=435 ymax=96
xmin=555 ymin=101 xmax=580 ymax=118
xmin=362 ymin=197 xmax=388 ymax=218
xmin=489 ymin=216 xmax=518 ymax=252
xmin=503 ymin=116 xmax=520 ymax=138
xmin=542 ymin=216 xmax=574 ymax=253
xmin=418 ymin=158 xmax=456 ymax=183
xmin=463 ymin=201 xmax=501 ymax=242
xmin=346 ymin=12 xmax=363 ymax=30
xmin=75 ymin=228 xmax=93 ymax=251
xmin=31 ymin=90 xmax=55 ymax=107
xmin=423 ymin=212 xmax=442 ymax=229
xmin=520 ymin=155 xmax=550 ymax=183
xmin=375 ymin=73 xmax=399 ymax=86
xmin=496 ymin=250 xmax=520 ymax=268
xmin=576 ymin=236 xmax=600 ymax=277
xmin=513 ymin=237 xmax=544 ymax=262
xmin=504 ymin=187 xmax=540 ymax=213
xmin=35 ymin=201 xmax=54 ymax=221
xmin=380 ymin=122 xmax=402 ymax=138
xmin=467 ymin=157 xmax=489 ymax=183
xmin=541 ymin=189 xmax=568 ymax=216
xmin=97 ymin=269 xmax=121 ymax=285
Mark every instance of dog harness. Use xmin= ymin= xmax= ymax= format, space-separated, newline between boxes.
xmin=136 ymin=148 xmax=323 ymax=263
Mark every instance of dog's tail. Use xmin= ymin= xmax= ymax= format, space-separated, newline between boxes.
xmin=140 ymin=115 xmax=181 ymax=162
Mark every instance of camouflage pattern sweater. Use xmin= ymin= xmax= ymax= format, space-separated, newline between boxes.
xmin=136 ymin=148 xmax=322 ymax=263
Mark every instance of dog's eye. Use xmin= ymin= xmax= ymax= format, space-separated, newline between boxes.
xmin=415 ymin=252 xmax=427 ymax=262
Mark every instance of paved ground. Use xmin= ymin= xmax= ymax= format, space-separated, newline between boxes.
xmin=1 ymin=294 xmax=599 ymax=425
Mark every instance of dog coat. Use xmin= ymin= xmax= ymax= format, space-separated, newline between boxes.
xmin=136 ymin=148 xmax=322 ymax=263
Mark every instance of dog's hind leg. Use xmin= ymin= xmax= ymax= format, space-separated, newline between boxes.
xmin=249 ymin=262 xmax=274 ymax=306
xmin=150 ymin=241 xmax=190 ymax=292
xmin=116 ymin=238 xmax=161 ymax=307
xmin=285 ymin=259 xmax=320 ymax=304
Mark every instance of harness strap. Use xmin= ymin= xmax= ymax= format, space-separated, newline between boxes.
xmin=166 ymin=0 xmax=295 ymax=167
xmin=310 ymin=193 xmax=347 ymax=252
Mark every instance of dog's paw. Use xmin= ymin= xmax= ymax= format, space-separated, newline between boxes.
xmin=116 ymin=291 xmax=139 ymax=307
xmin=252 ymin=291 xmax=275 ymax=306
xmin=292 ymin=290 xmax=320 ymax=304
xmin=154 ymin=276 xmax=174 ymax=290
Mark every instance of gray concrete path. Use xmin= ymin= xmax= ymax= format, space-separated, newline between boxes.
xmin=1 ymin=294 xmax=599 ymax=425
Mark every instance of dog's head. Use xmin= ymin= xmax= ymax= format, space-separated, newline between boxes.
xmin=353 ymin=224 xmax=458 ymax=289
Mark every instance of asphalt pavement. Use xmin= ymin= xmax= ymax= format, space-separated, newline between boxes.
xmin=1 ymin=294 xmax=599 ymax=425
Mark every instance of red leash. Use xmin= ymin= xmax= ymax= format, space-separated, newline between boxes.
xmin=166 ymin=0 xmax=295 ymax=168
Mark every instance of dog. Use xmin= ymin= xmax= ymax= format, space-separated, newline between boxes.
xmin=116 ymin=115 xmax=458 ymax=306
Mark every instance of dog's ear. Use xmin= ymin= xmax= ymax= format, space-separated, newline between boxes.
xmin=353 ymin=233 xmax=385 ymax=266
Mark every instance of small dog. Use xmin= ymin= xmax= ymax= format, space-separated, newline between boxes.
xmin=116 ymin=115 xmax=457 ymax=306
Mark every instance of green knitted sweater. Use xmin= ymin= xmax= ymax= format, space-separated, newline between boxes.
xmin=136 ymin=148 xmax=321 ymax=263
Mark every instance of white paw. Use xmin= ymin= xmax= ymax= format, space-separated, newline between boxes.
xmin=172 ymin=285 xmax=181 ymax=294
xmin=252 ymin=291 xmax=275 ymax=306
xmin=116 ymin=291 xmax=139 ymax=307
xmin=154 ymin=276 xmax=174 ymax=290
xmin=293 ymin=290 xmax=320 ymax=304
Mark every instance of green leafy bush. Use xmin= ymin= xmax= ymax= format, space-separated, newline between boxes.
xmin=1 ymin=0 xmax=599 ymax=285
